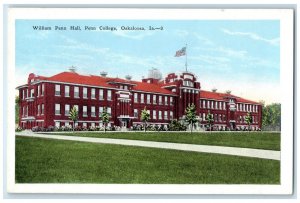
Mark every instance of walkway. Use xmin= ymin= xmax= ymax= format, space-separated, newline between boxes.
xmin=16 ymin=132 xmax=280 ymax=161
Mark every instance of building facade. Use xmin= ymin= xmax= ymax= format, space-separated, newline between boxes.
xmin=16 ymin=69 xmax=262 ymax=130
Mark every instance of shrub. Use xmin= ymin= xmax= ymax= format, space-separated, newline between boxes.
xmin=169 ymin=120 xmax=187 ymax=131
xmin=47 ymin=126 xmax=55 ymax=132
xmin=15 ymin=127 xmax=23 ymax=132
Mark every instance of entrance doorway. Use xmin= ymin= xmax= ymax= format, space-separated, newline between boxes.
xmin=121 ymin=120 xmax=127 ymax=128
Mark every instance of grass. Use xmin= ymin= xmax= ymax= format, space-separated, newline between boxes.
xmin=16 ymin=136 xmax=280 ymax=184
xmin=48 ymin=131 xmax=281 ymax=151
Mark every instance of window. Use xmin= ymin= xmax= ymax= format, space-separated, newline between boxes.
xmin=219 ymin=101 xmax=222 ymax=110
xmin=91 ymin=88 xmax=95 ymax=99
xmin=183 ymin=80 xmax=193 ymax=87
xmin=22 ymin=107 xmax=25 ymax=116
xmin=159 ymin=96 xmax=162 ymax=105
xmin=211 ymin=101 xmax=214 ymax=109
xmin=65 ymin=85 xmax=70 ymax=97
xmin=152 ymin=95 xmax=157 ymax=104
xmin=65 ymin=104 xmax=70 ymax=116
xmin=30 ymin=89 xmax=34 ymax=97
xmin=41 ymin=104 xmax=44 ymax=115
xmin=74 ymin=105 xmax=79 ymax=111
xmin=170 ymin=111 xmax=173 ymax=120
xmin=159 ymin=111 xmax=162 ymax=119
xmin=124 ymin=86 xmax=128 ymax=90
xmin=65 ymin=122 xmax=69 ymax=126
xmin=83 ymin=106 xmax=87 ymax=117
xmin=147 ymin=94 xmax=151 ymax=104
xmin=203 ymin=100 xmax=206 ymax=108
xmin=141 ymin=93 xmax=144 ymax=103
xmin=83 ymin=123 xmax=87 ymax=128
xmin=215 ymin=101 xmax=218 ymax=109
xmin=164 ymin=111 xmax=168 ymax=120
xmin=55 ymin=104 xmax=61 ymax=115
xmin=237 ymin=103 xmax=239 ymax=111
xmin=99 ymin=107 xmax=103 ymax=115
xmin=107 ymin=107 xmax=112 ymax=116
xmin=165 ymin=96 xmax=168 ymax=105
xmin=22 ymin=89 xmax=25 ymax=99
xmin=37 ymin=85 xmax=40 ymax=97
xmin=170 ymin=97 xmax=173 ymax=105
xmin=74 ymin=86 xmax=79 ymax=98
xmin=91 ymin=106 xmax=96 ymax=117
xmin=41 ymin=84 xmax=45 ymax=96
xmin=99 ymin=89 xmax=104 ymax=100
xmin=153 ymin=110 xmax=157 ymax=119
xmin=203 ymin=113 xmax=206 ymax=121
xmin=107 ymin=90 xmax=112 ymax=100
xmin=207 ymin=100 xmax=210 ymax=108
xmin=134 ymin=109 xmax=138 ymax=118
xmin=37 ymin=105 xmax=40 ymax=115
xmin=134 ymin=93 xmax=138 ymax=103
xmin=55 ymin=122 xmax=60 ymax=128
xmin=26 ymin=106 xmax=28 ymax=116
xmin=55 ymin=84 xmax=60 ymax=96
xmin=223 ymin=102 xmax=226 ymax=110
xmin=83 ymin=87 xmax=88 ymax=98
xmin=91 ymin=123 xmax=95 ymax=127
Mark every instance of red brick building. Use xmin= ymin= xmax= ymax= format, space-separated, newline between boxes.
xmin=16 ymin=68 xmax=262 ymax=130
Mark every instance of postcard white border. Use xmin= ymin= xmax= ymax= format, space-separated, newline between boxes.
xmin=6 ymin=8 xmax=294 ymax=194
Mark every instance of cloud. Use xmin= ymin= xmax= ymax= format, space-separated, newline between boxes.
xmin=221 ymin=28 xmax=280 ymax=46
xmin=175 ymin=30 xmax=189 ymax=38
xmin=193 ymin=33 xmax=215 ymax=46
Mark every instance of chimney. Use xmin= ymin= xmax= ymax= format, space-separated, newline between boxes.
xmin=212 ymin=88 xmax=217 ymax=93
xmin=100 ymin=71 xmax=108 ymax=77
xmin=226 ymin=90 xmax=232 ymax=94
xmin=69 ymin=66 xmax=76 ymax=73
xmin=125 ymin=75 xmax=132 ymax=80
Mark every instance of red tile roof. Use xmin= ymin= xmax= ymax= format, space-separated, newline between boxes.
xmin=45 ymin=72 xmax=175 ymax=95
xmin=200 ymin=90 xmax=260 ymax=104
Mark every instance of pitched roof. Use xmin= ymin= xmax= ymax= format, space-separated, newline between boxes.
xmin=200 ymin=90 xmax=259 ymax=104
xmin=45 ymin=72 xmax=175 ymax=95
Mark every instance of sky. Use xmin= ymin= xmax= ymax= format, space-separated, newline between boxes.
xmin=15 ymin=20 xmax=280 ymax=104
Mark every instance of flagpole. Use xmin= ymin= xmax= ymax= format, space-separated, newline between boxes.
xmin=185 ymin=43 xmax=188 ymax=72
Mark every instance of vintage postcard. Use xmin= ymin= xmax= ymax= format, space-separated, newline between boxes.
xmin=5 ymin=8 xmax=294 ymax=194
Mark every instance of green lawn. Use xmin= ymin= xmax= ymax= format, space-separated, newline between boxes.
xmin=49 ymin=131 xmax=281 ymax=151
xmin=16 ymin=136 xmax=280 ymax=184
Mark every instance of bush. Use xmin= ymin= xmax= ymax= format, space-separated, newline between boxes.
xmin=169 ymin=120 xmax=187 ymax=131
xmin=47 ymin=126 xmax=55 ymax=132
xmin=15 ymin=127 xmax=23 ymax=132
xmin=32 ymin=126 xmax=40 ymax=132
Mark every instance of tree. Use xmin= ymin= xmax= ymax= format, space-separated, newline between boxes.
xmin=245 ymin=112 xmax=253 ymax=132
xmin=15 ymin=96 xmax=20 ymax=125
xmin=100 ymin=107 xmax=111 ymax=133
xmin=261 ymin=102 xmax=281 ymax=131
xmin=141 ymin=107 xmax=150 ymax=132
xmin=206 ymin=111 xmax=214 ymax=132
xmin=69 ymin=106 xmax=79 ymax=131
xmin=185 ymin=104 xmax=197 ymax=133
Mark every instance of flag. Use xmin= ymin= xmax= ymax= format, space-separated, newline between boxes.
xmin=174 ymin=47 xmax=186 ymax=57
